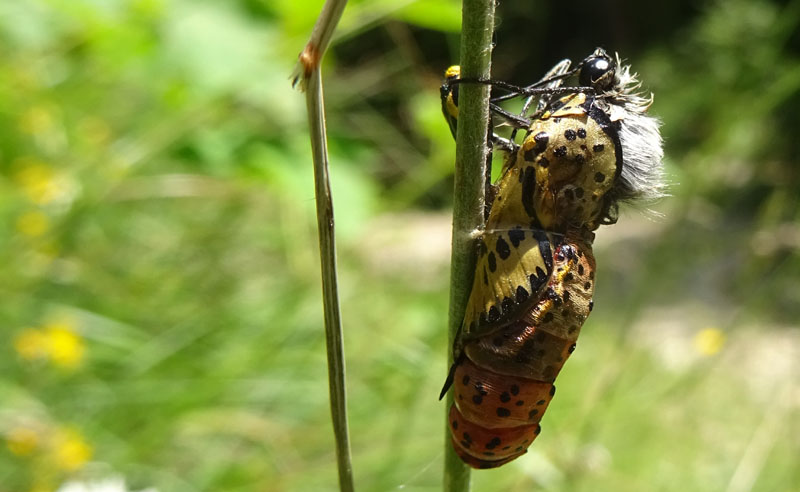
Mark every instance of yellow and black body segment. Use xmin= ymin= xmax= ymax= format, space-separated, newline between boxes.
xmin=439 ymin=65 xmax=541 ymax=155
xmin=441 ymin=48 xmax=664 ymax=469
xmin=440 ymin=65 xmax=461 ymax=140
xmin=524 ymin=92 xmax=621 ymax=231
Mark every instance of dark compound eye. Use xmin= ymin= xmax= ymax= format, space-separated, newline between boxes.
xmin=579 ymin=55 xmax=615 ymax=91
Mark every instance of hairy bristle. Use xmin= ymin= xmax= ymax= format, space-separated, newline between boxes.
xmin=606 ymin=54 xmax=666 ymax=204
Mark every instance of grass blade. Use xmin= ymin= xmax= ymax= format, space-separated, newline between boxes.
xmin=294 ymin=1 xmax=354 ymax=490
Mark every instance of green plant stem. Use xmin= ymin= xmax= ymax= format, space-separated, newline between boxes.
xmin=306 ymin=70 xmax=354 ymax=492
xmin=296 ymin=1 xmax=354 ymax=491
xmin=444 ymin=0 xmax=496 ymax=491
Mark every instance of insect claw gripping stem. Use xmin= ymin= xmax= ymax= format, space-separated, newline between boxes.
xmin=489 ymin=103 xmax=531 ymax=131
xmin=440 ymin=352 xmax=466 ymax=400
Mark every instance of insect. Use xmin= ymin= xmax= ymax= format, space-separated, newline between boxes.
xmin=440 ymin=48 xmax=664 ymax=469
xmin=440 ymin=61 xmax=573 ymax=154
xmin=440 ymin=65 xmax=462 ymax=140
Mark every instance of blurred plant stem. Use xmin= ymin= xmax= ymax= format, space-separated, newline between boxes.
xmin=444 ymin=0 xmax=495 ymax=490
xmin=295 ymin=1 xmax=354 ymax=491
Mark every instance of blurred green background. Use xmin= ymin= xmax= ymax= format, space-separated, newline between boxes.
xmin=1 ymin=0 xmax=798 ymax=491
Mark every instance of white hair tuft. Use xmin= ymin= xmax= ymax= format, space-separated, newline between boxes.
xmin=602 ymin=54 xmax=666 ymax=204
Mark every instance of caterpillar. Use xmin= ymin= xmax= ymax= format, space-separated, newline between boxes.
xmin=440 ymin=48 xmax=665 ymax=469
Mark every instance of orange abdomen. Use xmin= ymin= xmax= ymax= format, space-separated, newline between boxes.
xmin=449 ymin=240 xmax=595 ymax=469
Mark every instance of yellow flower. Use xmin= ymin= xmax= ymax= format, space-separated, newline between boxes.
xmin=693 ymin=327 xmax=726 ymax=356
xmin=44 ymin=321 xmax=85 ymax=369
xmin=13 ymin=158 xmax=71 ymax=206
xmin=16 ymin=210 xmax=50 ymax=237
xmin=14 ymin=319 xmax=86 ymax=369
xmin=52 ymin=428 xmax=93 ymax=472
xmin=14 ymin=328 xmax=49 ymax=361
xmin=6 ymin=427 xmax=40 ymax=456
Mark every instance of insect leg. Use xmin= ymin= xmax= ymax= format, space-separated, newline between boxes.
xmin=440 ymin=66 xmax=522 ymax=150
xmin=439 ymin=351 xmax=466 ymax=400
xmin=510 ymin=59 xmax=572 ymax=142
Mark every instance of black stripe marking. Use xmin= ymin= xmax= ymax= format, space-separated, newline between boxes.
xmin=508 ymin=227 xmax=524 ymax=247
xmin=487 ymin=252 xmax=497 ymax=272
xmin=477 ymin=238 xmax=487 ymax=257
xmin=521 ymin=166 xmax=537 ymax=218
xmin=582 ymin=96 xmax=623 ymax=181
xmin=548 ymin=99 xmax=565 ymax=112
xmin=501 ymin=296 xmax=515 ymax=314
xmin=496 ymin=236 xmax=511 ymax=260
xmin=516 ymin=285 xmax=529 ymax=302
xmin=533 ymin=132 xmax=549 ymax=153
xmin=488 ymin=305 xmax=500 ymax=322
xmin=533 ymin=230 xmax=553 ymax=273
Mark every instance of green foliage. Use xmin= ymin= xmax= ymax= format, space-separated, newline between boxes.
xmin=0 ymin=0 xmax=797 ymax=491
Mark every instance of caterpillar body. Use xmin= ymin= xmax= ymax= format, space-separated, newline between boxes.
xmin=441 ymin=48 xmax=664 ymax=469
